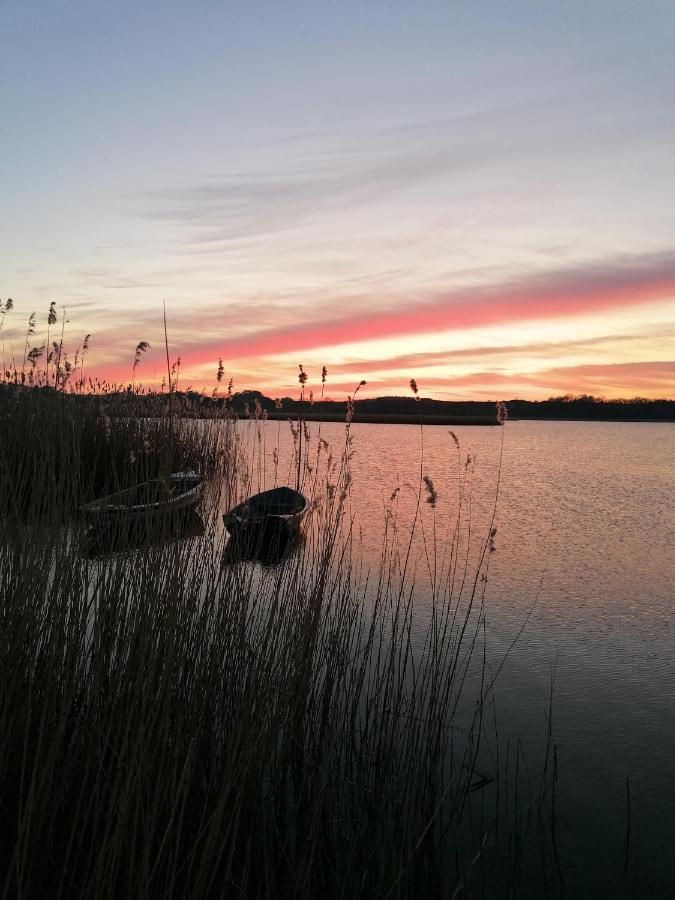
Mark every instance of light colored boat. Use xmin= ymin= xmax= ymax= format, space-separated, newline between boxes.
xmin=82 ymin=471 xmax=204 ymax=525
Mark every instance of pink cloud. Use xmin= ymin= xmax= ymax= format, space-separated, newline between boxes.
xmin=179 ymin=252 xmax=675 ymax=366
xmin=87 ymin=251 xmax=675 ymax=398
xmin=348 ymin=361 xmax=675 ymax=399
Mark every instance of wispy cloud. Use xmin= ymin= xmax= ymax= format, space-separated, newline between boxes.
xmin=318 ymin=327 xmax=675 ymax=376
xmin=140 ymin=140 xmax=482 ymax=249
xmin=174 ymin=248 xmax=675 ymax=364
xmin=323 ymin=361 xmax=675 ymax=400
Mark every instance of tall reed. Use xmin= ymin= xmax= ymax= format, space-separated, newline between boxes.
xmin=0 ymin=388 xmax=560 ymax=898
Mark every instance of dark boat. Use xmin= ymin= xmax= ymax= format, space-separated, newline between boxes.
xmin=82 ymin=471 xmax=204 ymax=527
xmin=223 ymin=486 xmax=308 ymax=544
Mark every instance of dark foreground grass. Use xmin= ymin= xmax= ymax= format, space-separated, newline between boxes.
xmin=0 ymin=389 xmax=561 ymax=898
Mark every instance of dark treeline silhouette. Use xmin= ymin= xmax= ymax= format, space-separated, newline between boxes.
xmin=223 ymin=391 xmax=675 ymax=423
xmin=1 ymin=383 xmax=672 ymax=422
xmin=507 ymin=394 xmax=674 ymax=421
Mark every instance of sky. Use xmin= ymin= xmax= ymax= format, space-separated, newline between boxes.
xmin=1 ymin=0 xmax=674 ymax=400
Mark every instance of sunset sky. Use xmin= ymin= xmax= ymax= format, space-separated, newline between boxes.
xmin=2 ymin=1 xmax=674 ymax=399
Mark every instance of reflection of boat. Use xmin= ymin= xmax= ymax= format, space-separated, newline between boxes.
xmin=223 ymin=519 xmax=304 ymax=567
xmin=82 ymin=471 xmax=204 ymax=526
xmin=83 ymin=510 xmax=205 ymax=559
xmin=223 ymin=487 xmax=308 ymax=542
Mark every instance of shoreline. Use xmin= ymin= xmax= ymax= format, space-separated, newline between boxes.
xmin=264 ymin=411 xmax=501 ymax=426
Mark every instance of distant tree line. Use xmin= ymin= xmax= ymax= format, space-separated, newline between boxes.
xmin=2 ymin=384 xmax=672 ymax=422
xmin=220 ymin=391 xmax=674 ymax=422
xmin=506 ymin=394 xmax=674 ymax=421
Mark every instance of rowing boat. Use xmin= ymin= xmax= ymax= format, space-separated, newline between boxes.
xmin=82 ymin=471 xmax=204 ymax=526
xmin=223 ymin=486 xmax=308 ymax=541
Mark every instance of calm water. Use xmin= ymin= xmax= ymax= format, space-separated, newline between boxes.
xmin=238 ymin=417 xmax=674 ymax=898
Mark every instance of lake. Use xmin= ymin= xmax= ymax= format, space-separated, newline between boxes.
xmin=233 ymin=416 xmax=674 ymax=898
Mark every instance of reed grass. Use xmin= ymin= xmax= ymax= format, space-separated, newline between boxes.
xmin=0 ymin=385 xmax=561 ymax=898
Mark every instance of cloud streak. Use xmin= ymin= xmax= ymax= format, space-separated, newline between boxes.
xmin=77 ymin=249 xmax=675 ymax=400
xmin=320 ymin=361 xmax=675 ymax=399
xmin=179 ymin=249 xmax=675 ymax=364
xmin=317 ymin=328 xmax=675 ymax=376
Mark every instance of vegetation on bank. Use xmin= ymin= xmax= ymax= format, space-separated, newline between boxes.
xmin=5 ymin=382 xmax=670 ymax=428
xmin=225 ymin=391 xmax=675 ymax=422
xmin=0 ymin=386 xmax=561 ymax=898
xmin=0 ymin=387 xmax=234 ymax=522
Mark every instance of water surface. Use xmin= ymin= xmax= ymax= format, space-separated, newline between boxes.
xmin=237 ymin=417 xmax=674 ymax=897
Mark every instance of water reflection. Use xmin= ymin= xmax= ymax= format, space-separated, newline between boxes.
xmin=83 ymin=509 xmax=205 ymax=558
xmin=222 ymin=518 xmax=305 ymax=567
xmin=227 ymin=418 xmax=675 ymax=898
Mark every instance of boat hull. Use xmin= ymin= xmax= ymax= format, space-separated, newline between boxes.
xmin=82 ymin=472 xmax=204 ymax=527
xmin=223 ymin=486 xmax=308 ymax=547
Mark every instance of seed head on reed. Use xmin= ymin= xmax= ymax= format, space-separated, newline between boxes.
xmin=47 ymin=300 xmax=57 ymax=326
xmin=22 ymin=313 xmax=38 ymax=374
xmin=496 ymin=400 xmax=508 ymax=424
xmin=410 ymin=378 xmax=419 ymax=398
xmin=346 ymin=379 xmax=366 ymax=422
xmin=319 ymin=365 xmax=331 ymax=400
xmin=133 ymin=341 xmax=150 ymax=370
xmin=217 ymin=359 xmax=224 ymax=383
xmin=27 ymin=346 xmax=44 ymax=368
xmin=423 ymin=474 xmax=438 ymax=508
xmin=0 ymin=298 xmax=13 ymax=337
xmin=448 ymin=430 xmax=459 ymax=448
xmin=298 ymin=364 xmax=308 ymax=387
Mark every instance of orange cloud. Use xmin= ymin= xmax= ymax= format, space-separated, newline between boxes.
xmin=328 ymin=361 xmax=674 ymax=399
xmin=180 ymin=251 xmax=675 ymax=365
xmin=85 ymin=251 xmax=675 ymax=399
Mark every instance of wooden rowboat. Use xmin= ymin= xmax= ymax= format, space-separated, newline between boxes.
xmin=82 ymin=471 xmax=204 ymax=526
xmin=223 ymin=486 xmax=308 ymax=542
